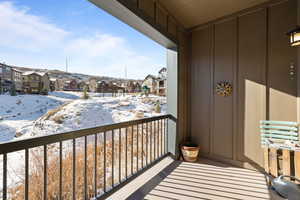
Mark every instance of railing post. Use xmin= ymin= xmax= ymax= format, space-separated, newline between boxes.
xmin=44 ymin=145 xmax=47 ymax=200
xmin=103 ymin=132 xmax=106 ymax=192
xmin=125 ymin=127 xmax=128 ymax=179
xmin=112 ymin=130 xmax=115 ymax=187
xmin=3 ymin=153 xmax=7 ymax=200
xmin=119 ymin=128 xmax=121 ymax=183
xmin=24 ymin=149 xmax=29 ymax=200
xmin=72 ymin=139 xmax=76 ymax=200
xmin=59 ymin=142 xmax=62 ymax=200
xmin=94 ymin=134 xmax=97 ymax=197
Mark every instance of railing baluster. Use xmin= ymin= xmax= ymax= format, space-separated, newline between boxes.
xmin=25 ymin=148 xmax=29 ymax=200
xmin=103 ymin=132 xmax=106 ymax=193
xmin=72 ymin=139 xmax=76 ymax=200
xmin=161 ymin=119 xmax=163 ymax=157
xmin=119 ymin=128 xmax=121 ymax=183
xmin=131 ymin=126 xmax=133 ymax=175
xmin=154 ymin=121 xmax=156 ymax=160
xmin=125 ymin=127 xmax=128 ymax=180
xmin=156 ymin=120 xmax=160 ymax=158
xmin=112 ymin=130 xmax=114 ymax=187
xmin=164 ymin=119 xmax=166 ymax=154
xmin=137 ymin=124 xmax=139 ymax=171
xmin=94 ymin=134 xmax=97 ymax=197
xmin=3 ymin=153 xmax=7 ymax=200
xmin=146 ymin=122 xmax=148 ymax=165
xmin=158 ymin=119 xmax=160 ymax=157
xmin=59 ymin=142 xmax=62 ymax=200
xmin=141 ymin=123 xmax=144 ymax=168
xmin=84 ymin=136 xmax=87 ymax=199
xmin=166 ymin=119 xmax=169 ymax=153
xmin=44 ymin=145 xmax=47 ymax=200
xmin=150 ymin=121 xmax=153 ymax=163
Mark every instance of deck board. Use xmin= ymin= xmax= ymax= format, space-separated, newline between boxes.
xmin=108 ymin=157 xmax=276 ymax=200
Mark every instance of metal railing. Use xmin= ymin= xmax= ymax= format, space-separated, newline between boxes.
xmin=0 ymin=114 xmax=173 ymax=200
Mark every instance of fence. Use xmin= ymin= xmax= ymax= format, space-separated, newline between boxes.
xmin=0 ymin=114 xmax=173 ymax=200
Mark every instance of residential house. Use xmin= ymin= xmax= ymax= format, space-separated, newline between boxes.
xmin=55 ymin=79 xmax=65 ymax=91
xmin=49 ymin=78 xmax=57 ymax=91
xmin=157 ymin=67 xmax=167 ymax=96
xmin=142 ymin=75 xmax=157 ymax=94
xmin=88 ymin=78 xmax=99 ymax=92
xmin=124 ymin=81 xmax=142 ymax=93
xmin=63 ymin=79 xmax=79 ymax=91
xmin=108 ymin=82 xmax=125 ymax=93
xmin=0 ymin=63 xmax=12 ymax=93
xmin=22 ymin=71 xmax=50 ymax=94
xmin=78 ymin=81 xmax=88 ymax=91
xmin=11 ymin=68 xmax=23 ymax=92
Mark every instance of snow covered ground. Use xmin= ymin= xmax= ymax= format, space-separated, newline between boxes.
xmin=0 ymin=91 xmax=166 ymax=194
xmin=0 ymin=91 xmax=81 ymax=142
xmin=0 ymin=92 xmax=166 ymax=142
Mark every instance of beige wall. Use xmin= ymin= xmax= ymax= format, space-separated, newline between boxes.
xmin=190 ymin=0 xmax=298 ymax=169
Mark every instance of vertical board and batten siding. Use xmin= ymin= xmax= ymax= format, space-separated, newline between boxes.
xmin=190 ymin=0 xmax=298 ymax=169
xmin=191 ymin=27 xmax=212 ymax=155
xmin=268 ymin=0 xmax=298 ymax=121
xmin=213 ymin=19 xmax=236 ymax=160
xmin=237 ymin=9 xmax=267 ymax=166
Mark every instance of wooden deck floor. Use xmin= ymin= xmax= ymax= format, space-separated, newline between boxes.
xmin=108 ymin=157 xmax=277 ymax=200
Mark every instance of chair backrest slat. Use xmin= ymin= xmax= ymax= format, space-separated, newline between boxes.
xmin=260 ymin=120 xmax=299 ymax=149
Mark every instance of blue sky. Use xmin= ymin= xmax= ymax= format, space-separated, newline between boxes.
xmin=0 ymin=0 xmax=166 ymax=79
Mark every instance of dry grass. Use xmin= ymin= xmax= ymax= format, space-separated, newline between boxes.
xmin=52 ymin=115 xmax=65 ymax=124
xmin=43 ymin=102 xmax=70 ymax=122
xmin=7 ymin=122 xmax=165 ymax=200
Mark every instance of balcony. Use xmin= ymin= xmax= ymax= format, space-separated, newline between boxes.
xmin=0 ymin=115 xmax=173 ymax=200
xmin=1 ymin=115 xmax=279 ymax=200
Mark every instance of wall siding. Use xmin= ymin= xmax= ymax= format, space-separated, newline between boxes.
xmin=191 ymin=27 xmax=212 ymax=154
xmin=190 ymin=0 xmax=297 ymax=169
xmin=213 ymin=19 xmax=236 ymax=159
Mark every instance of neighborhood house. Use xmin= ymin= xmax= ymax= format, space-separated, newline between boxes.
xmin=22 ymin=71 xmax=50 ymax=94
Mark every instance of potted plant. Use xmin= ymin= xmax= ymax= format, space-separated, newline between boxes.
xmin=181 ymin=142 xmax=200 ymax=162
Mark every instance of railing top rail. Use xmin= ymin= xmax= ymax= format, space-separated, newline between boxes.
xmin=0 ymin=114 xmax=172 ymax=154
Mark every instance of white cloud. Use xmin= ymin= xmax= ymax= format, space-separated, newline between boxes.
xmin=65 ymin=34 xmax=125 ymax=57
xmin=0 ymin=1 xmax=69 ymax=51
xmin=0 ymin=1 xmax=165 ymax=79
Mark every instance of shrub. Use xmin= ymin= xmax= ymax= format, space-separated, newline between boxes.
xmin=82 ymin=86 xmax=89 ymax=100
xmin=10 ymin=84 xmax=17 ymax=96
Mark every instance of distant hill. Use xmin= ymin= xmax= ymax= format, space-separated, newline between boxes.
xmin=12 ymin=66 xmax=142 ymax=83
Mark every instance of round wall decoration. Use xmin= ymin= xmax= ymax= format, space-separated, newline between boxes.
xmin=216 ymin=81 xmax=233 ymax=97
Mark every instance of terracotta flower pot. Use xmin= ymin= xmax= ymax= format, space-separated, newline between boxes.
xmin=181 ymin=144 xmax=200 ymax=162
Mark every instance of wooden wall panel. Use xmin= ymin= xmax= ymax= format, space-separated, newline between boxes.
xmin=268 ymin=0 xmax=298 ymax=122
xmin=156 ymin=4 xmax=168 ymax=28
xmin=168 ymin=17 xmax=178 ymax=37
xmin=190 ymin=0 xmax=298 ymax=169
xmin=177 ymin=31 xmax=190 ymax=147
xmin=138 ymin=0 xmax=155 ymax=19
xmin=190 ymin=28 xmax=212 ymax=154
xmin=213 ymin=19 xmax=236 ymax=159
xmin=237 ymin=9 xmax=267 ymax=167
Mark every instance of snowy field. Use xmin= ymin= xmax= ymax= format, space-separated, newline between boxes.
xmin=0 ymin=91 xmax=166 ymax=142
xmin=0 ymin=91 xmax=166 ymax=194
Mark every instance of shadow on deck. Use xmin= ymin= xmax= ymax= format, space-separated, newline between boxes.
xmin=108 ymin=157 xmax=279 ymax=200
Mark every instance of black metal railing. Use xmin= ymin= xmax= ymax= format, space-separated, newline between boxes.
xmin=0 ymin=114 xmax=173 ymax=200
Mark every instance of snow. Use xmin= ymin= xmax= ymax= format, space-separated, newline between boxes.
xmin=0 ymin=91 xmax=166 ymax=194
xmin=0 ymin=92 xmax=81 ymax=142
